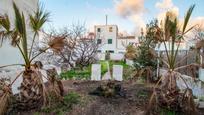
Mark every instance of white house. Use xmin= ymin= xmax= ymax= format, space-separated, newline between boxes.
xmin=95 ymin=24 xmax=138 ymax=54
xmin=0 ymin=0 xmax=38 ymax=66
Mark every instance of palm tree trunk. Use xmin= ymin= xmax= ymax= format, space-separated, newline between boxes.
xmin=16 ymin=69 xmax=45 ymax=110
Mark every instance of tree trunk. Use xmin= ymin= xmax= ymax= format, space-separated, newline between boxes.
xmin=16 ymin=69 xmax=44 ymax=110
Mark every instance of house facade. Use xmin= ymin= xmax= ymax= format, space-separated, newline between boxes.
xmin=95 ymin=25 xmax=138 ymax=54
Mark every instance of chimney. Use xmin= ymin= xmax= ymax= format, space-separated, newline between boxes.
xmin=106 ymin=15 xmax=108 ymax=25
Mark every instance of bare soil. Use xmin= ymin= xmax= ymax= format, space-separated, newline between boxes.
xmin=11 ymin=80 xmax=204 ymax=115
xmin=63 ymin=80 xmax=152 ymax=115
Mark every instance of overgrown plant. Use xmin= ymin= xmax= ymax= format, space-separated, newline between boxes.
xmin=133 ymin=20 xmax=159 ymax=82
xmin=145 ymin=5 xmax=198 ymax=115
xmin=0 ymin=2 xmax=65 ymax=112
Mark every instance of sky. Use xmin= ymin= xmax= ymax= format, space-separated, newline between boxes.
xmin=40 ymin=0 xmax=204 ymax=35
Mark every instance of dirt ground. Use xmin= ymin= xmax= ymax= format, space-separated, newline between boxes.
xmin=11 ymin=80 xmax=204 ymax=115
xmin=63 ymin=80 xmax=152 ymax=115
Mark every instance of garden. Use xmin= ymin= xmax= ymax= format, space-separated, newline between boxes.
xmin=0 ymin=1 xmax=204 ymax=115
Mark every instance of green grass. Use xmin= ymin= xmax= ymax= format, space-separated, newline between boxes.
xmin=108 ymin=60 xmax=133 ymax=80
xmin=41 ymin=92 xmax=81 ymax=114
xmin=109 ymin=60 xmax=129 ymax=69
xmin=60 ymin=61 xmax=108 ymax=80
xmin=100 ymin=61 xmax=108 ymax=75
xmin=160 ymin=109 xmax=177 ymax=115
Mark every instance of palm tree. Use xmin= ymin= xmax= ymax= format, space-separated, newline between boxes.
xmin=0 ymin=2 xmax=65 ymax=111
xmin=145 ymin=5 xmax=198 ymax=114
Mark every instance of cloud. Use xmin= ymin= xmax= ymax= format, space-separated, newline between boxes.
xmin=155 ymin=0 xmax=173 ymax=9
xmin=115 ymin=0 xmax=145 ymax=17
xmin=191 ymin=17 xmax=204 ymax=29
xmin=114 ymin=0 xmax=146 ymax=32
xmin=155 ymin=0 xmax=179 ymax=22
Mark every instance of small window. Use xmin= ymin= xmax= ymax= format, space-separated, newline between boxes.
xmin=108 ymin=50 xmax=114 ymax=53
xmin=97 ymin=28 xmax=101 ymax=32
xmin=108 ymin=39 xmax=112 ymax=44
xmin=97 ymin=39 xmax=102 ymax=44
xmin=97 ymin=50 xmax=101 ymax=53
xmin=109 ymin=27 xmax=113 ymax=32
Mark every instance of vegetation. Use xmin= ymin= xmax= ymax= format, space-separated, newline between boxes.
xmin=100 ymin=61 xmax=108 ymax=75
xmin=60 ymin=66 xmax=91 ymax=80
xmin=60 ymin=61 xmax=108 ymax=80
xmin=0 ymin=2 xmax=64 ymax=113
xmin=40 ymin=92 xmax=80 ymax=115
xmin=109 ymin=60 xmax=133 ymax=80
xmin=132 ymin=20 xmax=161 ymax=82
xmin=125 ymin=45 xmax=137 ymax=60
xmin=145 ymin=4 xmax=198 ymax=115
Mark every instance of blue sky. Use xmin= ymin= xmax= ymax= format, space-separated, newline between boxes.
xmin=40 ymin=0 xmax=204 ymax=35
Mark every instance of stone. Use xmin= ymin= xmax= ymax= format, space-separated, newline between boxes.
xmin=112 ymin=65 xmax=123 ymax=81
xmin=91 ymin=64 xmax=101 ymax=81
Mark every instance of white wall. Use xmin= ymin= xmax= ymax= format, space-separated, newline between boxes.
xmin=110 ymin=53 xmax=124 ymax=60
xmin=95 ymin=25 xmax=117 ymax=53
xmin=96 ymin=53 xmax=105 ymax=60
xmin=157 ymin=42 xmax=189 ymax=51
xmin=0 ymin=0 xmax=38 ymax=65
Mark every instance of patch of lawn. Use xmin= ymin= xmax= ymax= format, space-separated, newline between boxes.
xmin=60 ymin=65 xmax=91 ymax=80
xmin=60 ymin=61 xmax=108 ymax=80
xmin=100 ymin=61 xmax=108 ymax=75
xmin=109 ymin=60 xmax=133 ymax=80
xmin=41 ymin=92 xmax=80 ymax=115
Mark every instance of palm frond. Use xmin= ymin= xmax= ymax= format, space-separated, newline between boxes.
xmin=0 ymin=14 xmax=11 ymax=46
xmin=48 ymin=36 xmax=65 ymax=53
xmin=30 ymin=4 xmax=50 ymax=32
xmin=13 ymin=2 xmax=29 ymax=65
xmin=29 ymin=3 xmax=50 ymax=59
xmin=182 ymin=4 xmax=195 ymax=33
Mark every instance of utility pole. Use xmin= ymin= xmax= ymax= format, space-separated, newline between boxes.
xmin=106 ymin=15 xmax=108 ymax=25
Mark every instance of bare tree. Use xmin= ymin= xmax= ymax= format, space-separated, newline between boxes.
xmin=38 ymin=23 xmax=98 ymax=71
xmin=75 ymin=38 xmax=98 ymax=69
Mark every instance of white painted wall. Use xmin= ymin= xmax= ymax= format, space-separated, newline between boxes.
xmin=95 ymin=25 xmax=117 ymax=53
xmin=116 ymin=38 xmax=137 ymax=53
xmin=110 ymin=53 xmax=124 ymax=60
xmin=0 ymin=0 xmax=38 ymax=66
xmin=96 ymin=53 xmax=105 ymax=60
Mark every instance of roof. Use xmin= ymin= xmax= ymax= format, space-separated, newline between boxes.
xmin=94 ymin=25 xmax=118 ymax=28
xmin=118 ymin=36 xmax=135 ymax=39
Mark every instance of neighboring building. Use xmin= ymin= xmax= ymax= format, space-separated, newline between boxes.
xmin=0 ymin=0 xmax=38 ymax=65
xmin=95 ymin=25 xmax=138 ymax=54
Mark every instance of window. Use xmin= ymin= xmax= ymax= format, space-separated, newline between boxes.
xmin=107 ymin=50 xmax=114 ymax=53
xmin=108 ymin=39 xmax=112 ymax=44
xmin=97 ymin=28 xmax=101 ymax=32
xmin=97 ymin=39 xmax=102 ymax=44
xmin=129 ymin=42 xmax=134 ymax=45
xmin=97 ymin=50 xmax=101 ymax=53
xmin=109 ymin=27 xmax=113 ymax=32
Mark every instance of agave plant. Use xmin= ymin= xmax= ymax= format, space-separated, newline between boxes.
xmin=145 ymin=5 xmax=198 ymax=115
xmin=0 ymin=2 xmax=65 ymax=111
